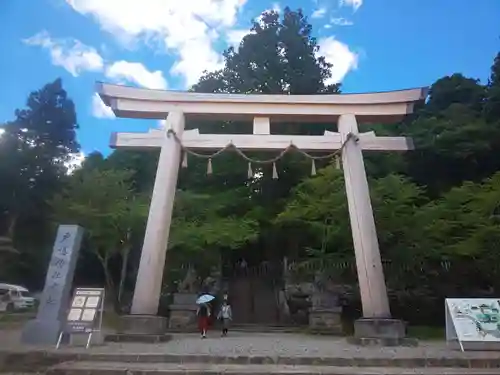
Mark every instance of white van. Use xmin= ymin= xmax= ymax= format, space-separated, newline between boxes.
xmin=0 ymin=283 xmax=36 ymax=312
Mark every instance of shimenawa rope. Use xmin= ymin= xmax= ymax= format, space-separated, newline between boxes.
xmin=166 ymin=129 xmax=354 ymax=179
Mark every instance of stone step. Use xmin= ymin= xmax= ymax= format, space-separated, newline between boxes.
xmin=105 ymin=333 xmax=172 ymax=343
xmin=3 ymin=352 xmax=500 ymax=371
xmin=165 ymin=325 xmax=305 ymax=334
xmin=229 ymin=324 xmax=305 ymax=333
xmin=46 ymin=362 xmax=500 ymax=375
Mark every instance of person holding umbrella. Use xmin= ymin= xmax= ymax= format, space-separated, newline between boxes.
xmin=196 ymin=294 xmax=214 ymax=338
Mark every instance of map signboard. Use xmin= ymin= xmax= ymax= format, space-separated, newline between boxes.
xmin=445 ymin=298 xmax=500 ymax=351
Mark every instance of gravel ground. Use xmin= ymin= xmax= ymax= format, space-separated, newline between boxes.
xmin=2 ymin=327 xmax=499 ymax=360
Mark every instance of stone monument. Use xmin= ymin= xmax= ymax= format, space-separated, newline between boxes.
xmin=308 ymin=271 xmax=343 ymax=334
xmin=168 ymin=267 xmax=199 ymax=330
xmin=22 ymin=225 xmax=84 ymax=345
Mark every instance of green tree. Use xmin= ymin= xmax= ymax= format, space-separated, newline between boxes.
xmin=276 ymin=165 xmax=426 ymax=283
xmin=403 ymin=172 xmax=500 ymax=300
xmin=196 ymin=7 xmax=338 ymax=96
xmin=423 ymin=74 xmax=485 ymax=115
xmin=0 ymin=79 xmax=79 ymax=286
xmin=0 ymin=78 xmax=79 ymax=235
xmin=416 ymin=173 xmax=500 ymax=264
xmin=51 ymin=168 xmax=148 ymax=309
xmin=164 ymin=188 xmax=259 ymax=286
xmin=484 ymin=52 xmax=500 ymax=122
xmin=171 ymin=190 xmax=259 ymax=251
xmin=405 ymin=72 xmax=500 ymax=195
xmin=182 ymin=7 xmax=346 ymax=268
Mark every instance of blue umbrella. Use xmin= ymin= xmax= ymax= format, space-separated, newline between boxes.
xmin=196 ymin=294 xmax=215 ymax=304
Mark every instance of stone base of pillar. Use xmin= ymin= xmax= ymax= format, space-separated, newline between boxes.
xmin=349 ymin=318 xmax=418 ymax=347
xmin=308 ymin=307 xmax=343 ymax=335
xmin=117 ymin=315 xmax=168 ymax=335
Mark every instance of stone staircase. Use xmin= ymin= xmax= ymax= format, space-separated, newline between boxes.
xmin=3 ymin=330 xmax=500 ymax=375
xmin=132 ymin=324 xmax=304 ymax=337
xmin=3 ymin=351 xmax=500 ymax=375
xmin=45 ymin=362 xmax=500 ymax=375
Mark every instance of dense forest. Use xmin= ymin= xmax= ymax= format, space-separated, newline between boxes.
xmin=1 ymin=8 xmax=500 ymax=326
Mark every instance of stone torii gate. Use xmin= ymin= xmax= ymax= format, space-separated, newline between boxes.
xmin=97 ymin=83 xmax=427 ymax=342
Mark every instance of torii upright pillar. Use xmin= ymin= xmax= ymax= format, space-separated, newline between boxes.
xmin=339 ymin=114 xmax=391 ymax=318
xmin=120 ymin=111 xmax=185 ymax=334
xmin=131 ymin=111 xmax=185 ymax=315
xmin=339 ymin=114 xmax=406 ymax=344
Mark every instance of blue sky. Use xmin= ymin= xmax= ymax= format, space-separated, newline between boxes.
xmin=0 ymin=0 xmax=499 ymax=162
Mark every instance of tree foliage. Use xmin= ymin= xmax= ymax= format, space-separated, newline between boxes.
xmin=276 ymin=166 xmax=427 ymax=269
xmin=194 ymin=7 xmax=339 ymax=96
xmin=51 ymin=167 xmax=148 ymax=308
xmin=0 ymin=78 xmax=79 ymax=284
xmin=0 ymin=79 xmax=79 ymax=230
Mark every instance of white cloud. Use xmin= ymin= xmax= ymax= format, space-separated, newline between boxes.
xmin=66 ymin=152 xmax=86 ymax=174
xmin=24 ymin=30 xmax=166 ymax=90
xmin=92 ymin=93 xmax=115 ymax=119
xmin=317 ymin=37 xmax=358 ymax=84
xmin=330 ymin=17 xmax=354 ymax=26
xmin=65 ymin=0 xmax=247 ymax=87
xmin=226 ymin=29 xmax=251 ymax=49
xmin=23 ymin=31 xmax=103 ymax=77
xmin=106 ymin=61 xmax=167 ymax=89
xmin=170 ymin=43 xmax=223 ymax=87
xmin=339 ymin=0 xmax=362 ymax=12
xmin=311 ymin=8 xmax=327 ymax=19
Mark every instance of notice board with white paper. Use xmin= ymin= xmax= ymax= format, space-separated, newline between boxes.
xmin=56 ymin=287 xmax=105 ymax=349
xmin=445 ymin=298 xmax=500 ymax=351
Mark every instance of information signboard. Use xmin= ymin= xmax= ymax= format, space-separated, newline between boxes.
xmin=445 ymin=298 xmax=500 ymax=351
xmin=56 ymin=287 xmax=105 ymax=349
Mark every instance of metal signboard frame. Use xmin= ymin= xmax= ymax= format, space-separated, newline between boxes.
xmin=56 ymin=287 xmax=105 ymax=349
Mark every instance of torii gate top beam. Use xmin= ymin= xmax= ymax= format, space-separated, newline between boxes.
xmin=97 ymin=83 xmax=428 ymax=124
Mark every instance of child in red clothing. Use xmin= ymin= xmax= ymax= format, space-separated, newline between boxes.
xmin=196 ymin=303 xmax=211 ymax=338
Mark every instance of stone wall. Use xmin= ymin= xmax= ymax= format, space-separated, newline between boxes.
xmin=309 ymin=308 xmax=343 ymax=334
xmin=168 ymin=293 xmax=198 ymax=330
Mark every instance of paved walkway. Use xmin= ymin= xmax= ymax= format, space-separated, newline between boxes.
xmin=1 ymin=327 xmax=498 ymax=360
